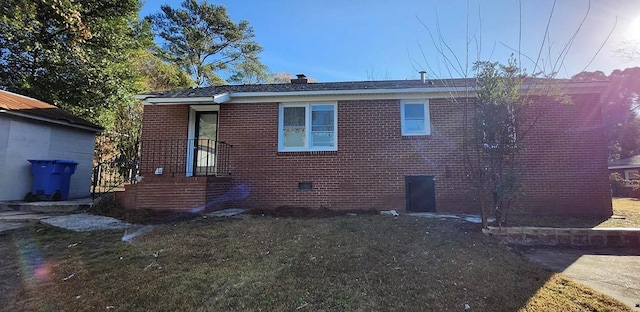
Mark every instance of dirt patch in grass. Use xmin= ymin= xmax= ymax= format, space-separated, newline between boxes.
xmin=0 ymin=215 xmax=631 ymax=311
xmin=247 ymin=206 xmax=378 ymax=218
xmin=91 ymin=195 xmax=379 ymax=222
xmin=90 ymin=194 xmax=200 ymax=224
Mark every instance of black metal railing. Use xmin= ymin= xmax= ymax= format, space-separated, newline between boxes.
xmin=139 ymin=139 xmax=233 ymax=177
xmin=91 ymin=158 xmax=139 ymax=198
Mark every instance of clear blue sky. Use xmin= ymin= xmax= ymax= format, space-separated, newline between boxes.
xmin=140 ymin=0 xmax=640 ymax=82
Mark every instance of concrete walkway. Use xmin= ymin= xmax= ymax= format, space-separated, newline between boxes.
xmin=0 ymin=197 xmax=94 ymax=234
xmin=0 ymin=211 xmax=129 ymax=233
xmin=0 ymin=204 xmax=248 ymax=234
xmin=524 ymin=247 xmax=640 ymax=310
xmin=0 ymin=220 xmax=28 ymax=233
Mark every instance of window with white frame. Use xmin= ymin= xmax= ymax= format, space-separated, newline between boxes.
xmin=401 ymin=100 xmax=430 ymax=136
xmin=279 ymin=103 xmax=337 ymax=152
xmin=625 ymin=169 xmax=639 ymax=186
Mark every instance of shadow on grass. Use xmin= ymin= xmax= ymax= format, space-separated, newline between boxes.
xmin=518 ymin=246 xmax=640 ymax=309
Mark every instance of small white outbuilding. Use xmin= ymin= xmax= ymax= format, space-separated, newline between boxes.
xmin=0 ymin=90 xmax=102 ymax=201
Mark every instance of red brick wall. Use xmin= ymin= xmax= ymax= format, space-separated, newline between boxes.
xmin=139 ymin=105 xmax=190 ymax=175
xmin=519 ymin=94 xmax=612 ymax=215
xmin=205 ymin=176 xmax=236 ymax=209
xmin=216 ymin=99 xmax=477 ymax=213
xmin=130 ymin=94 xmax=612 ymax=216
xmin=119 ymin=176 xmax=208 ymax=211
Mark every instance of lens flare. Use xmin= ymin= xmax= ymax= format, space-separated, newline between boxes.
xmin=13 ymin=232 xmax=52 ymax=283
xmin=121 ymin=225 xmax=155 ymax=242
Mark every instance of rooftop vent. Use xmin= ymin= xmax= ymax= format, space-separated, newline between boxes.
xmin=291 ymin=74 xmax=308 ymax=84
xmin=419 ymin=71 xmax=427 ymax=83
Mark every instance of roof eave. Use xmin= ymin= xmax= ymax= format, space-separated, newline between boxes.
xmin=230 ymin=86 xmax=469 ymax=98
xmin=141 ymin=96 xmax=216 ymax=104
xmin=608 ymin=165 xmax=640 ymax=170
xmin=1 ymin=110 xmax=103 ymax=133
xmin=137 ymin=80 xmax=609 ymax=104
xmin=138 ymin=88 xmax=475 ymax=105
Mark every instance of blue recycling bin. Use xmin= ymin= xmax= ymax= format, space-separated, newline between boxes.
xmin=26 ymin=159 xmax=78 ymax=201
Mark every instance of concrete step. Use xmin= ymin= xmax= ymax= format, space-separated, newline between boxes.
xmin=0 ymin=197 xmax=93 ymax=213
xmin=0 ymin=211 xmax=61 ymax=222
xmin=0 ymin=222 xmax=28 ymax=233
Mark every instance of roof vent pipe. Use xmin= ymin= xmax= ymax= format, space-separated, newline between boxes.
xmin=419 ymin=71 xmax=427 ymax=83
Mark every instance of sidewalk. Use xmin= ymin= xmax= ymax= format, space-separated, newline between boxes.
xmin=0 ymin=197 xmax=94 ymax=234
xmin=0 ymin=210 xmax=68 ymax=233
xmin=0 ymin=205 xmax=248 ymax=234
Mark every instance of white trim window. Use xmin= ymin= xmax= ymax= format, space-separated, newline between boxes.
xmin=624 ymin=169 xmax=639 ymax=186
xmin=278 ymin=103 xmax=337 ymax=152
xmin=401 ymin=100 xmax=430 ymax=136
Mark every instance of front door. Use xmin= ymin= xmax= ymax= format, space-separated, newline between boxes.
xmin=194 ymin=111 xmax=218 ymax=175
xmin=405 ymin=175 xmax=436 ymax=212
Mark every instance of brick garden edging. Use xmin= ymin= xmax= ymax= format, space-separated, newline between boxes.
xmin=483 ymin=226 xmax=640 ymax=247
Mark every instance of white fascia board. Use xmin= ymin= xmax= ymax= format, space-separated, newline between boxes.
xmin=213 ymin=93 xmax=230 ymax=103
xmin=1 ymin=111 xmax=102 ymax=133
xmin=230 ymin=87 xmax=469 ymax=98
xmin=141 ymin=97 xmax=215 ymax=105
xmin=608 ymin=165 xmax=640 ymax=170
xmin=226 ymin=87 xmax=475 ymax=103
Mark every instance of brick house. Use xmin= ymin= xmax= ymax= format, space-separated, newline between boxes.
xmin=116 ymin=75 xmax=612 ymax=216
xmin=609 ymin=155 xmax=640 ymax=197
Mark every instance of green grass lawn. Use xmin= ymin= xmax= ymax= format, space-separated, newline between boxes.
xmin=603 ymin=197 xmax=640 ymax=227
xmin=0 ymin=215 xmax=630 ymax=311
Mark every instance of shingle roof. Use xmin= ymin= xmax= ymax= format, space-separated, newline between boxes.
xmin=0 ymin=90 xmax=103 ymax=132
xmin=608 ymin=155 xmax=640 ymax=169
xmin=140 ymin=77 xmax=603 ymax=99
xmin=142 ymin=78 xmax=478 ymax=98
